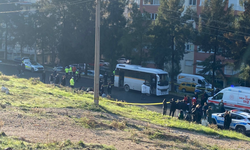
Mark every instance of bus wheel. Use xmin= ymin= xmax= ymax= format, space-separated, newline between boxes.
xmin=124 ymin=84 xmax=130 ymax=92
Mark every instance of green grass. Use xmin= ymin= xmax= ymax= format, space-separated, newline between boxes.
xmin=0 ymin=75 xmax=249 ymax=142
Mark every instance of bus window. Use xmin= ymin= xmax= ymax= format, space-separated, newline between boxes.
xmin=158 ymin=74 xmax=169 ymax=86
xmin=115 ymin=69 xmax=120 ymax=75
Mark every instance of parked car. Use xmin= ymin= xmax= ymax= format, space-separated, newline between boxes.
xmin=53 ymin=66 xmax=64 ymax=72
xmin=117 ymin=58 xmax=129 ymax=64
xmin=178 ymin=82 xmax=197 ymax=93
xmin=212 ymin=110 xmax=250 ymax=135
xmin=81 ymin=70 xmax=103 ymax=78
xmin=23 ymin=59 xmax=44 ymax=72
xmin=100 ymin=60 xmax=109 ymax=66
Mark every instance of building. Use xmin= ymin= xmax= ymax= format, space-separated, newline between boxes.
xmin=137 ymin=0 xmax=244 ymax=87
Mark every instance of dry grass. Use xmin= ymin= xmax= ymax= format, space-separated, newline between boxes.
xmin=0 ymin=75 xmax=10 ymax=81
xmin=110 ymin=120 xmax=127 ymax=130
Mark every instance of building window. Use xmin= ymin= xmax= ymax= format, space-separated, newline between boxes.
xmin=224 ymin=65 xmax=240 ymax=75
xmin=185 ymin=60 xmax=193 ymax=66
xmin=143 ymin=0 xmax=160 ymax=5
xmin=185 ymin=43 xmax=194 ymax=52
xmin=189 ymin=0 xmax=196 ymax=5
xmin=151 ymin=13 xmax=157 ymax=20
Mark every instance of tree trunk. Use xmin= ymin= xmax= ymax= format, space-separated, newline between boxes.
xmin=171 ymin=34 xmax=175 ymax=92
xmin=4 ymin=23 xmax=8 ymax=60
xmin=212 ymin=35 xmax=218 ymax=95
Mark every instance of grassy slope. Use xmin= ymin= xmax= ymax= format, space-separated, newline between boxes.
xmin=0 ymin=75 xmax=249 ymax=147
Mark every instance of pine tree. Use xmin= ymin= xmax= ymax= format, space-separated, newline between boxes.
xmin=194 ymin=0 xmax=234 ymax=92
xmin=149 ymin=0 xmax=194 ymax=91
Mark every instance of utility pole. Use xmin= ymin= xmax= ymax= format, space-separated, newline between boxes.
xmin=171 ymin=32 xmax=175 ymax=92
xmin=94 ymin=0 xmax=100 ymax=105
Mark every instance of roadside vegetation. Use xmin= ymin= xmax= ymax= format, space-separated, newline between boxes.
xmin=0 ymin=74 xmax=250 ymax=149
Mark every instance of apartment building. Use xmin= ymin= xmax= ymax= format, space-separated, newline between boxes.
xmin=138 ymin=0 xmax=244 ymax=87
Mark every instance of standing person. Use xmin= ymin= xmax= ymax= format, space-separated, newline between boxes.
xmin=202 ymin=102 xmax=208 ymax=118
xmin=219 ymin=100 xmax=225 ymax=113
xmin=107 ymin=82 xmax=112 ymax=95
xmin=61 ymin=76 xmax=66 ymax=86
xmin=65 ymin=66 xmax=69 ymax=78
xmin=191 ymin=102 xmax=197 ymax=122
xmin=192 ymin=96 xmax=197 ymax=107
xmin=196 ymin=104 xmax=202 ymax=123
xmin=17 ymin=64 xmax=22 ymax=76
xmin=194 ymin=92 xmax=199 ymax=100
xmin=100 ymin=84 xmax=105 ymax=96
xmin=75 ymin=69 xmax=79 ymax=81
xmin=21 ymin=63 xmax=25 ymax=75
xmin=201 ymin=91 xmax=208 ymax=107
xmin=206 ymin=106 xmax=212 ymax=124
xmin=183 ymin=95 xmax=188 ymax=104
xmin=49 ymin=73 xmax=54 ymax=84
xmin=169 ymin=98 xmax=177 ymax=117
xmin=104 ymin=72 xmax=108 ymax=86
xmin=224 ymin=110 xmax=232 ymax=129
xmin=72 ymin=65 xmax=76 ymax=76
xmin=69 ymin=65 xmax=73 ymax=76
xmin=162 ymin=99 xmax=167 ymax=115
xmin=41 ymin=70 xmax=46 ymax=83
xmin=55 ymin=74 xmax=60 ymax=84
xmin=187 ymin=96 xmax=191 ymax=112
xmin=70 ymin=77 xmax=75 ymax=88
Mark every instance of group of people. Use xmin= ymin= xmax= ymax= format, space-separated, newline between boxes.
xmin=163 ymin=92 xmax=221 ymax=125
xmin=99 ymin=72 xmax=113 ymax=97
xmin=64 ymin=65 xmax=81 ymax=81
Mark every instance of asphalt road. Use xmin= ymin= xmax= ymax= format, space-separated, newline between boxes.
xmin=0 ymin=63 xmax=182 ymax=114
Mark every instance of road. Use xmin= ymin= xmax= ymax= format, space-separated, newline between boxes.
xmin=0 ymin=63 xmax=182 ymax=114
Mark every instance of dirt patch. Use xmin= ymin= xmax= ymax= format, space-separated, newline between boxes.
xmin=0 ymin=107 xmax=249 ymax=150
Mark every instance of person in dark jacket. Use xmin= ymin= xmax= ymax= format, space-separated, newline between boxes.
xmin=194 ymin=92 xmax=199 ymax=101
xmin=49 ymin=73 xmax=54 ymax=84
xmin=169 ymin=98 xmax=177 ymax=117
xmin=61 ymin=76 xmax=66 ymax=86
xmin=104 ymin=72 xmax=108 ymax=85
xmin=224 ymin=110 xmax=232 ymax=129
xmin=17 ymin=64 xmax=22 ymax=76
xmin=41 ymin=70 xmax=46 ymax=83
xmin=202 ymin=102 xmax=208 ymax=118
xmin=206 ymin=106 xmax=212 ymax=124
xmin=201 ymin=92 xmax=208 ymax=107
xmin=107 ymin=82 xmax=112 ymax=95
xmin=219 ymin=100 xmax=225 ymax=113
xmin=191 ymin=103 xmax=197 ymax=122
xmin=196 ymin=104 xmax=202 ymax=123
xmin=54 ymin=74 xmax=60 ymax=84
xmin=21 ymin=63 xmax=25 ymax=75
xmin=178 ymin=110 xmax=184 ymax=120
xmin=162 ymin=99 xmax=168 ymax=115
xmin=100 ymin=84 xmax=105 ymax=96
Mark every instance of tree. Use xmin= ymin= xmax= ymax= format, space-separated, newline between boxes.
xmin=0 ymin=0 xmax=22 ymax=60
xmin=119 ymin=3 xmax=151 ymax=65
xmin=101 ymin=0 xmax=127 ymax=70
xmin=225 ymin=0 xmax=250 ymax=81
xmin=194 ymin=0 xmax=234 ymax=92
xmin=149 ymin=0 xmax=194 ymax=91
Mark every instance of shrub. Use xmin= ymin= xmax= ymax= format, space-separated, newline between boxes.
xmin=110 ymin=120 xmax=127 ymax=130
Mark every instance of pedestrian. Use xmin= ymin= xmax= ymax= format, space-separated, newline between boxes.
xmin=70 ymin=77 xmax=75 ymax=88
xmin=196 ymin=104 xmax=202 ymax=123
xmin=55 ymin=74 xmax=60 ymax=84
xmin=17 ymin=64 xmax=22 ymax=76
xmin=21 ymin=63 xmax=25 ymax=75
xmin=110 ymin=73 xmax=114 ymax=84
xmin=224 ymin=110 xmax=232 ymax=129
xmin=201 ymin=91 xmax=208 ymax=107
xmin=162 ymin=99 xmax=167 ymax=115
xmin=75 ymin=69 xmax=79 ymax=81
xmin=100 ymin=84 xmax=105 ymax=96
xmin=49 ymin=73 xmax=54 ymax=84
xmin=192 ymin=96 xmax=197 ymax=106
xmin=72 ymin=65 xmax=76 ymax=76
xmin=169 ymin=98 xmax=177 ymax=117
xmin=104 ymin=72 xmax=108 ymax=86
xmin=65 ymin=66 xmax=69 ymax=77
xmin=107 ymin=82 xmax=112 ymax=95
xmin=41 ymin=70 xmax=46 ymax=83
xmin=61 ymin=76 xmax=66 ymax=86
xmin=141 ymin=82 xmax=150 ymax=100
xmin=187 ymin=96 xmax=191 ymax=112
xmin=194 ymin=92 xmax=199 ymax=101
xmin=183 ymin=95 xmax=188 ymax=104
xmin=202 ymin=102 xmax=208 ymax=118
xmin=191 ymin=102 xmax=197 ymax=122
xmin=206 ymin=106 xmax=212 ymax=124
xmin=69 ymin=65 xmax=73 ymax=76
xmin=53 ymin=70 xmax=57 ymax=78
xmin=218 ymin=100 xmax=225 ymax=113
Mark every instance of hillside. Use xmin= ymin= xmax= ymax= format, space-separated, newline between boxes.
xmin=0 ymin=74 xmax=249 ymax=150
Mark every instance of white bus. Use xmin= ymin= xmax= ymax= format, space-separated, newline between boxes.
xmin=114 ymin=64 xmax=169 ymax=96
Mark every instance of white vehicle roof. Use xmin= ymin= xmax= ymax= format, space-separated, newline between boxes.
xmin=221 ymin=86 xmax=250 ymax=93
xmin=231 ymin=110 xmax=250 ymax=117
xmin=178 ymin=73 xmax=205 ymax=79
xmin=116 ymin=64 xmax=168 ymax=75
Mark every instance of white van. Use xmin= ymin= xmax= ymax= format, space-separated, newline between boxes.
xmin=207 ymin=86 xmax=250 ymax=111
xmin=177 ymin=73 xmax=211 ymax=89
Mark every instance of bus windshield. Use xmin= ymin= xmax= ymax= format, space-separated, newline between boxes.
xmin=158 ymin=74 xmax=169 ymax=86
